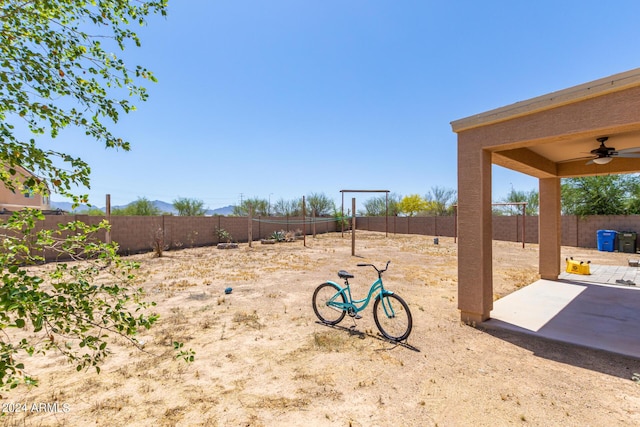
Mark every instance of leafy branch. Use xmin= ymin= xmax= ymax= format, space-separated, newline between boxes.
xmin=0 ymin=209 xmax=167 ymax=388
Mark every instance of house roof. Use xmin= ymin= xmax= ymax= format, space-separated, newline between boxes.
xmin=451 ymin=68 xmax=640 ymax=134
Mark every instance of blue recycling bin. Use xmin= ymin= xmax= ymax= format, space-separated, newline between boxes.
xmin=597 ymin=230 xmax=617 ymax=252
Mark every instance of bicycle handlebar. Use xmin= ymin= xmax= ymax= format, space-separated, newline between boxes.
xmin=357 ymin=261 xmax=391 ymax=275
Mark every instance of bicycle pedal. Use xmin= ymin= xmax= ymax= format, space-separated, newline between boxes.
xmin=354 ymin=314 xmax=362 ymax=319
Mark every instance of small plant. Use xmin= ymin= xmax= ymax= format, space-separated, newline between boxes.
xmin=270 ymin=230 xmax=286 ymax=242
xmin=151 ymin=227 xmax=168 ymax=257
xmin=285 ymin=230 xmax=297 ymax=242
xmin=216 ymin=227 xmax=238 ymax=249
xmin=215 ymin=227 xmax=233 ymax=243
xmin=173 ymin=341 xmax=195 ymax=363
xmin=232 ymin=311 xmax=262 ymax=329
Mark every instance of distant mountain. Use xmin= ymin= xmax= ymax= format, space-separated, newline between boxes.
xmin=209 ymin=205 xmax=234 ymax=216
xmin=50 ymin=201 xmax=93 ymax=212
xmin=51 ymin=200 xmax=235 ymax=216
xmin=148 ymin=200 xmax=176 ymax=215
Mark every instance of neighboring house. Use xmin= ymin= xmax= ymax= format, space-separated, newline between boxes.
xmin=0 ymin=166 xmax=51 ymax=212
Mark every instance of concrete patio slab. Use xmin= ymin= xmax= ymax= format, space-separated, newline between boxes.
xmin=484 ymin=272 xmax=640 ymax=359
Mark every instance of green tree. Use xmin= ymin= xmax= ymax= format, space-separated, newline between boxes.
xmin=625 ymin=176 xmax=640 ymax=214
xmin=561 ymin=175 xmax=637 ymax=215
xmin=362 ymin=193 xmax=401 ymax=216
xmin=112 ymin=197 xmax=162 ymax=216
xmin=272 ymin=198 xmax=302 ymax=216
xmin=76 ymin=207 xmax=106 ymax=216
xmin=232 ymin=198 xmax=269 ymax=216
xmin=173 ymin=197 xmax=206 ymax=216
xmin=425 ymin=186 xmax=457 ymax=216
xmin=306 ymin=192 xmax=335 ymax=216
xmin=0 ymin=1 xmax=193 ymax=391
xmin=398 ymin=194 xmax=429 ymax=217
xmin=495 ymin=188 xmax=539 ymax=216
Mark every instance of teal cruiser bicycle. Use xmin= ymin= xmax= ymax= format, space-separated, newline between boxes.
xmin=312 ymin=261 xmax=412 ymax=342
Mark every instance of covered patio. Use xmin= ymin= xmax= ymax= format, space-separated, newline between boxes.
xmin=486 ymin=273 xmax=640 ymax=358
xmin=450 ymin=68 xmax=640 ymax=346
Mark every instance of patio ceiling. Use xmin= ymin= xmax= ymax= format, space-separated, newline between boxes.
xmin=492 ymin=129 xmax=640 ymax=179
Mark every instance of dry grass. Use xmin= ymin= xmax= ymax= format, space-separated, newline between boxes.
xmin=4 ymin=232 xmax=640 ymax=426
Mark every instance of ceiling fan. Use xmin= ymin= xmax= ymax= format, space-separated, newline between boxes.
xmin=585 ymin=137 xmax=640 ymax=165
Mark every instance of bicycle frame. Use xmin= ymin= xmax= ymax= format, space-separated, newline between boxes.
xmin=324 ymin=277 xmax=394 ymax=315
xmin=314 ymin=260 xmax=412 ymax=342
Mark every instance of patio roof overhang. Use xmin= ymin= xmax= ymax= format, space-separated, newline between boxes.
xmin=452 ymin=68 xmax=640 ymax=179
xmin=450 ymin=68 xmax=640 ymax=324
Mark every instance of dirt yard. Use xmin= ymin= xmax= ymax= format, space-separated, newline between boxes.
xmin=4 ymin=231 xmax=640 ymax=426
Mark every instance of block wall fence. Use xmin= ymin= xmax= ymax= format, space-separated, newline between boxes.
xmin=15 ymin=214 xmax=640 ymax=261
xmin=356 ymin=215 xmax=640 ymax=249
xmin=30 ymin=215 xmax=336 ymax=260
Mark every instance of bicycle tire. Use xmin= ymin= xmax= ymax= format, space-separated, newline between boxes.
xmin=373 ymin=293 xmax=412 ymax=341
xmin=312 ymin=282 xmax=346 ymax=325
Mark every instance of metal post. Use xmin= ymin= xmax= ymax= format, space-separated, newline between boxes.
xmin=385 ymin=192 xmax=388 ymax=237
xmin=341 ymin=191 xmax=344 ymax=238
xmin=248 ymin=202 xmax=252 ymax=247
xmin=522 ymin=202 xmax=526 ymax=249
xmin=105 ymin=194 xmax=111 ymax=244
xmin=351 ymin=198 xmax=356 ymax=256
xmin=302 ymin=196 xmax=306 ymax=247
xmin=454 ymin=205 xmax=457 ymax=244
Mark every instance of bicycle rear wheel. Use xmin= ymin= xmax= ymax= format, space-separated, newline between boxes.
xmin=373 ymin=293 xmax=412 ymax=341
xmin=312 ymin=282 xmax=346 ymax=325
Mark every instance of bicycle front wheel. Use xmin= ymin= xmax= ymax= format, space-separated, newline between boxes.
xmin=312 ymin=282 xmax=346 ymax=325
xmin=373 ymin=293 xmax=412 ymax=341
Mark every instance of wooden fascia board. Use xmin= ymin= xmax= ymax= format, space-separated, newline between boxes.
xmin=557 ymin=158 xmax=640 ymax=178
xmin=492 ymin=148 xmax=557 ymax=178
xmin=451 ymin=68 xmax=640 ymax=133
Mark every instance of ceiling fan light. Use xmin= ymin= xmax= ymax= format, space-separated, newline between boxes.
xmin=593 ymin=156 xmax=612 ymax=165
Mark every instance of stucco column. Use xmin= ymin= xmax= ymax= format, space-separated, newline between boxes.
xmin=539 ymin=177 xmax=561 ymax=280
xmin=457 ymin=146 xmax=493 ymax=324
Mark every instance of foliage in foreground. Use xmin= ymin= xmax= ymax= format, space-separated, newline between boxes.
xmin=0 ymin=0 xmax=168 ymax=205
xmin=0 ymin=210 xmax=159 ymax=389
xmin=0 ymin=0 xmax=195 ymax=391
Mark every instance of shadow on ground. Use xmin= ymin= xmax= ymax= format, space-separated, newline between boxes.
xmin=480 ymin=326 xmax=640 ymax=380
xmin=315 ymin=321 xmax=421 ymax=352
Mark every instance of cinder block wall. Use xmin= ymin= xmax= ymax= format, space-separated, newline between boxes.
xmin=492 ymin=216 xmax=539 ymax=244
xmin=12 ymin=213 xmax=640 ymax=262
xmin=22 ymin=214 xmax=338 ymax=260
xmin=110 ymin=216 xmax=164 ymax=254
xmin=357 ymin=216 xmax=456 ymax=237
xmin=356 ymin=214 xmax=640 ymax=250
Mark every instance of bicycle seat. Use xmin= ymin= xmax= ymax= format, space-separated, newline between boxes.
xmin=338 ymin=270 xmax=354 ymax=279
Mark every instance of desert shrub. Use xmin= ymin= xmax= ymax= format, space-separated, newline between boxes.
xmin=151 ymin=227 xmax=168 ymax=257
xmin=216 ymin=227 xmax=233 ymax=243
xmin=270 ymin=230 xmax=286 ymax=242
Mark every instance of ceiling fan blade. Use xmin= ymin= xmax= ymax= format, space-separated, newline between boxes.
xmin=617 ymin=147 xmax=640 ymax=154
xmin=615 ymin=152 xmax=640 ymax=158
xmin=559 ymin=155 xmax=594 ymax=163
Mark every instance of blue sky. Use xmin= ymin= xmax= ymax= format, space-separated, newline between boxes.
xmin=47 ymin=1 xmax=640 ymax=209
